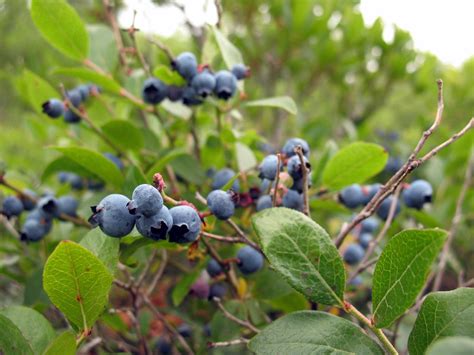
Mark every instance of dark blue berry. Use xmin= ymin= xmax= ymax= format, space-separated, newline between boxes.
xmin=142 ymin=77 xmax=168 ymax=105
xmin=2 ymin=196 xmax=24 ymax=217
xmin=66 ymin=89 xmax=82 ymax=107
xmin=376 ymin=195 xmax=401 ymax=220
xmin=206 ymin=259 xmax=223 ymax=277
xmin=155 ymin=337 xmax=172 ymax=355
xmin=177 ymin=324 xmax=192 ymax=338
xmin=259 ymin=154 xmax=279 ymax=180
xmin=214 ymin=70 xmax=237 ymax=100
xmin=104 ymin=153 xmax=124 ymax=170
xmin=282 ymin=138 xmax=310 ymax=158
xmin=290 ymin=172 xmax=313 ymax=193
xmin=89 ymin=194 xmax=136 ymax=238
xmin=20 ymin=189 xmax=37 ymax=211
xmin=343 ymin=243 xmax=365 ymax=265
xmin=237 ymin=246 xmax=264 ymax=275
xmin=361 ymin=183 xmax=381 ymax=205
xmin=231 ymin=64 xmax=250 ymax=80
xmin=63 ymin=109 xmax=81 ymax=123
xmin=358 ymin=233 xmax=373 ymax=249
xmin=191 ymin=70 xmax=216 ymax=97
xmin=21 ymin=219 xmax=47 ymax=242
xmin=77 ymin=84 xmax=90 ymax=101
xmin=173 ymin=52 xmax=198 ymax=81
xmin=384 ymin=156 xmax=403 ymax=174
xmin=41 ymin=99 xmax=64 ymax=118
xmin=37 ymin=196 xmax=59 ymax=218
xmin=360 ymin=217 xmax=379 ymax=233
xmin=402 ymin=179 xmax=433 ymax=210
xmin=287 ymin=155 xmax=310 ymax=180
xmin=207 ymin=190 xmax=235 ymax=220
xmin=339 ymin=184 xmax=365 ymax=209
xmin=282 ymin=190 xmax=303 ymax=211
xmin=211 ymin=168 xmax=240 ymax=191
xmin=57 ymin=196 xmax=78 ymax=217
xmin=167 ymin=85 xmax=184 ymax=102
xmin=209 ymin=283 xmax=227 ymax=300
xmin=128 ymin=184 xmax=163 ymax=217
xmin=256 ymin=195 xmax=272 ymax=211
xmin=182 ymin=86 xmax=203 ymax=106
xmin=136 ymin=206 xmax=172 ymax=241
xmin=168 ymin=205 xmax=201 ymax=243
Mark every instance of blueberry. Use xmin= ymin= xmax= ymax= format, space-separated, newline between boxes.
xmin=190 ymin=275 xmax=210 ymax=299
xmin=89 ymin=194 xmax=136 ymax=238
xmin=287 ymin=155 xmax=311 ymax=180
xmin=384 ymin=156 xmax=403 ymax=174
xmin=206 ymin=190 xmax=235 ymax=220
xmin=41 ymin=99 xmax=64 ymax=118
xmin=281 ymin=138 xmax=310 ymax=158
xmin=209 ymin=283 xmax=227 ymax=300
xmin=260 ymin=178 xmax=273 ymax=193
xmin=168 ymin=205 xmax=201 ymax=243
xmin=128 ymin=184 xmax=163 ymax=217
xmin=259 ymin=154 xmax=279 ymax=180
xmin=142 ymin=77 xmax=168 ymax=105
xmin=290 ymin=172 xmax=313 ymax=193
xmin=69 ymin=174 xmax=84 ymax=190
xmin=339 ymin=184 xmax=365 ymax=209
xmin=237 ymin=246 xmax=264 ymax=275
xmin=58 ymin=172 xmax=71 ymax=184
xmin=20 ymin=219 xmax=47 ymax=242
xmin=87 ymin=179 xmax=105 ymax=191
xmin=343 ymin=243 xmax=365 ymax=265
xmin=402 ymin=179 xmax=433 ymax=210
xmin=348 ymin=275 xmax=363 ymax=287
xmin=37 ymin=196 xmax=60 ymax=218
xmin=214 ymin=70 xmax=237 ymax=100
xmin=177 ymin=323 xmax=192 ymax=338
xmin=63 ymin=109 xmax=81 ymax=123
xmin=155 ymin=337 xmax=172 ymax=355
xmin=77 ymin=84 xmax=90 ymax=101
xmin=211 ymin=168 xmax=240 ymax=191
xmin=358 ymin=233 xmax=373 ymax=249
xmin=57 ymin=196 xmax=78 ymax=218
xmin=173 ymin=52 xmax=198 ymax=81
xmin=256 ymin=195 xmax=272 ymax=211
xmin=136 ymin=206 xmax=172 ymax=241
xmin=361 ymin=183 xmax=381 ymax=205
xmin=26 ymin=209 xmax=53 ymax=234
xmin=104 ymin=153 xmax=124 ymax=170
xmin=360 ymin=217 xmax=379 ymax=233
xmin=282 ymin=190 xmax=303 ymax=211
xmin=66 ymin=89 xmax=82 ymax=107
xmin=231 ymin=63 xmax=250 ymax=80
xmin=191 ymin=69 xmax=216 ymax=97
xmin=182 ymin=86 xmax=203 ymax=106
xmin=20 ymin=189 xmax=37 ymax=211
xmin=167 ymin=85 xmax=184 ymax=102
xmin=206 ymin=259 xmax=223 ymax=277
xmin=2 ymin=196 xmax=24 ymax=217
xmin=376 ymin=195 xmax=401 ymax=220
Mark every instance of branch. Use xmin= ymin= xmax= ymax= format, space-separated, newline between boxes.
xmin=147 ymin=250 xmax=168 ymax=296
xmin=102 ymin=0 xmax=129 ymax=72
xmin=226 ymin=218 xmax=261 ymax=251
xmin=148 ymin=38 xmax=175 ymax=63
xmin=272 ymin=154 xmax=281 ymax=207
xmin=126 ymin=10 xmax=152 ymax=77
xmin=213 ymin=297 xmax=260 ymax=333
xmin=208 ymin=338 xmax=249 ymax=349
xmin=295 ymin=146 xmax=310 ymax=216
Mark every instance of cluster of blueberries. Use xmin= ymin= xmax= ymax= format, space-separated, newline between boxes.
xmin=142 ymin=52 xmax=250 ymax=106
xmin=41 ymin=84 xmax=100 ymax=123
xmin=338 ymin=179 xmax=433 ymax=219
xmin=1 ymin=192 xmax=78 ymax=242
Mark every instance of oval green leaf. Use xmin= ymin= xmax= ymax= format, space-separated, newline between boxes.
xmin=322 ymin=142 xmax=388 ymax=189
xmin=427 ymin=336 xmax=474 ymax=355
xmin=53 ymin=68 xmax=121 ymax=94
xmin=212 ymin=27 xmax=244 ymax=69
xmin=52 ymin=146 xmax=123 ymax=188
xmin=42 ymin=156 xmax=98 ymax=182
xmin=235 ymin=142 xmax=257 ymax=172
xmin=21 ymin=69 xmax=59 ymax=114
xmin=80 ymin=229 xmax=120 ymax=275
xmin=248 ymin=311 xmax=384 ymax=355
xmin=372 ymin=229 xmax=447 ymax=328
xmin=408 ymin=288 xmax=474 ymax=355
xmin=153 ymin=65 xmax=186 ymax=86
xmin=244 ymin=96 xmax=298 ymax=115
xmin=30 ymin=0 xmax=89 ymax=60
xmin=43 ymin=241 xmax=113 ymax=331
xmin=101 ymin=120 xmax=144 ymax=152
xmin=0 ymin=306 xmax=55 ymax=354
xmin=170 ymin=153 xmax=205 ymax=185
xmin=43 ymin=331 xmax=76 ymax=355
xmin=0 ymin=314 xmax=34 ymax=355
xmin=252 ymin=208 xmax=345 ymax=306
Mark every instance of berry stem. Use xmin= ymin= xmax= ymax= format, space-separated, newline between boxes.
xmin=272 ymin=154 xmax=281 ymax=207
xmin=294 ymin=146 xmax=310 ymax=216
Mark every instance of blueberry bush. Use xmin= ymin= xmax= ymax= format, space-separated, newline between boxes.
xmin=0 ymin=1 xmax=473 ymax=354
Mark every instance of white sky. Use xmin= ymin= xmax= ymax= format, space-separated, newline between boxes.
xmin=120 ymin=0 xmax=474 ymax=67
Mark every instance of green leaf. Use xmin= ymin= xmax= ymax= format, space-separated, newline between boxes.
xmin=42 ymin=156 xmax=97 ymax=182
xmin=322 ymin=142 xmax=388 ymax=189
xmin=212 ymin=27 xmax=244 ymax=69
xmin=252 ymin=208 xmax=345 ymax=306
xmin=80 ymin=229 xmax=120 ymax=275
xmin=119 ymin=236 xmax=178 ymax=267
xmin=160 ymin=100 xmax=192 ymax=120
xmin=244 ymin=96 xmax=298 ymax=115
xmin=88 ymin=25 xmax=118 ymax=72
xmin=53 ymin=68 xmax=121 ymax=94
xmin=101 ymin=120 xmax=144 ymax=152
xmin=210 ymin=300 xmax=247 ymax=342
xmin=43 ymin=241 xmax=113 ymax=331
xmin=372 ymin=229 xmax=447 ymax=328
xmin=235 ymin=142 xmax=257 ymax=172
xmin=248 ymin=311 xmax=383 ymax=354
xmin=153 ymin=65 xmax=186 ymax=86
xmin=52 ymin=146 xmax=123 ymax=188
xmin=408 ymin=288 xmax=474 ymax=355
xmin=22 ymin=69 xmax=59 ymax=113
xmin=0 ymin=306 xmax=55 ymax=355
xmin=30 ymin=0 xmax=89 ymax=60
xmin=43 ymin=331 xmax=76 ymax=355
xmin=170 ymin=154 xmax=206 ymax=185
xmin=0 ymin=314 xmax=34 ymax=355
xmin=145 ymin=149 xmax=187 ymax=179
xmin=172 ymin=266 xmax=203 ymax=306
xmin=426 ymin=336 xmax=474 ymax=355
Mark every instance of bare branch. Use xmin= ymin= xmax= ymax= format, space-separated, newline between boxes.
xmin=147 ymin=250 xmax=168 ymax=296
xmin=213 ymin=297 xmax=260 ymax=333
xmin=208 ymin=338 xmax=249 ymax=349
xmin=295 ymin=146 xmax=310 ymax=216
xmin=272 ymin=154 xmax=281 ymax=207
xmin=102 ymin=0 xmax=129 ymax=72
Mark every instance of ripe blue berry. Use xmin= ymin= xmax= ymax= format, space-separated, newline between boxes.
xmin=358 ymin=232 xmax=373 ymax=249
xmin=361 ymin=183 xmax=381 ymax=205
xmin=136 ymin=206 xmax=173 ymax=241
xmin=77 ymin=84 xmax=90 ymax=101
xmin=259 ymin=154 xmax=279 ymax=180
xmin=142 ymin=77 xmax=168 ymax=105
xmin=360 ymin=217 xmax=379 ymax=233
xmin=155 ymin=338 xmax=172 ymax=355
xmin=348 ymin=275 xmax=363 ymax=287
xmin=282 ymin=190 xmax=303 ymax=211
xmin=211 ymin=168 xmax=240 ymax=191
xmin=384 ymin=156 xmax=403 ymax=174
xmin=167 ymin=85 xmax=184 ymax=102
xmin=87 ymin=179 xmax=105 ymax=191
xmin=207 ymin=190 xmax=235 ymax=220
xmin=206 ymin=259 xmax=223 ymax=277
xmin=41 ymin=99 xmax=64 ymax=118
xmin=231 ymin=63 xmax=250 ymax=80
xmin=256 ymin=195 xmax=272 ymax=211
xmin=191 ymin=70 xmax=216 ymax=97
xmin=37 ymin=196 xmax=59 ymax=218
xmin=168 ymin=205 xmax=201 ymax=243
xmin=290 ymin=172 xmax=313 ymax=193
xmin=402 ymin=179 xmax=433 ymax=210
xmin=177 ymin=324 xmax=192 ymax=338
xmin=20 ymin=219 xmax=47 ymax=242
xmin=2 ymin=196 xmax=24 ymax=217
xmin=173 ymin=52 xmax=198 ymax=81
xmin=182 ymin=86 xmax=203 ymax=106
xmin=343 ymin=243 xmax=365 ymax=265
xmin=237 ymin=246 xmax=264 ymax=275
xmin=57 ymin=196 xmax=78 ymax=217
xmin=287 ymin=155 xmax=311 ymax=180
xmin=339 ymin=184 xmax=365 ymax=209
xmin=20 ymin=189 xmax=37 ymax=211
xmin=209 ymin=283 xmax=227 ymax=300
xmin=282 ymin=138 xmax=310 ymax=158
xmin=26 ymin=209 xmax=53 ymax=234
xmin=63 ymin=109 xmax=81 ymax=123
xmin=89 ymin=194 xmax=136 ymax=238
xmin=66 ymin=89 xmax=82 ymax=107
xmin=69 ymin=174 xmax=84 ymax=190
xmin=104 ymin=153 xmax=124 ymax=170
xmin=376 ymin=195 xmax=401 ymax=220
xmin=128 ymin=184 xmax=163 ymax=217
xmin=214 ymin=70 xmax=237 ymax=100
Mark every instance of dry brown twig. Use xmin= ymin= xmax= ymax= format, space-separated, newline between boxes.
xmin=213 ymin=297 xmax=260 ymax=333
xmin=208 ymin=337 xmax=249 ymax=349
xmin=335 ymin=80 xmax=473 ymax=248
xmin=102 ymin=0 xmax=129 ymax=72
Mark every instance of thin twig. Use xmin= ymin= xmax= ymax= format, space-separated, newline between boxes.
xmin=272 ymin=154 xmax=281 ymax=207
xmin=201 ymin=231 xmax=242 ymax=244
xmin=295 ymin=146 xmax=310 ymax=216
xmin=0 ymin=215 xmax=21 ymax=239
xmin=102 ymin=0 xmax=129 ymax=72
xmin=190 ymin=110 xmax=201 ymax=162
xmin=432 ymin=152 xmax=473 ymax=291
xmin=213 ymin=297 xmax=260 ymax=333
xmin=208 ymin=338 xmax=249 ymax=349
xmin=147 ymin=250 xmax=168 ymax=296
xmin=127 ymin=10 xmax=151 ymax=76
xmin=226 ymin=219 xmax=261 ymax=251
xmin=148 ymin=38 xmax=175 ymax=63
xmin=136 ymin=249 xmax=158 ymax=287
xmin=79 ymin=337 xmax=102 ymax=354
